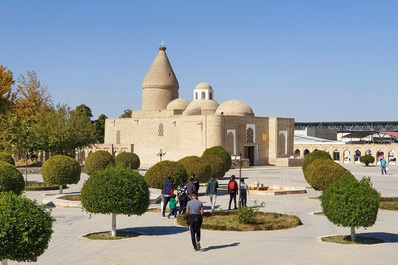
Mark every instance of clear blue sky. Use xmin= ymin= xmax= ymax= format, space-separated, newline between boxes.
xmin=1 ymin=1 xmax=397 ymax=122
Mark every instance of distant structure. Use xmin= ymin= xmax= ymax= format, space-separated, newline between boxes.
xmin=82 ymin=46 xmax=295 ymax=166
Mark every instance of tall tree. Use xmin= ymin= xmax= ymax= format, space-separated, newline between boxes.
xmin=31 ymin=104 xmax=98 ymax=156
xmin=0 ymin=65 xmax=15 ymax=116
xmin=119 ymin=109 xmax=132 ymax=118
xmin=75 ymin=104 xmax=93 ymax=119
xmin=94 ymin=114 xmax=107 ymax=143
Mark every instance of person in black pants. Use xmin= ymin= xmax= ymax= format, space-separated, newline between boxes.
xmin=177 ymin=180 xmax=188 ymax=215
xmin=162 ymin=176 xmax=173 ymax=217
xmin=228 ymin=175 xmax=238 ymax=210
xmin=186 ymin=193 xmax=204 ymax=251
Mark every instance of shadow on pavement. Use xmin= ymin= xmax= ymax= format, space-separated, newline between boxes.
xmin=201 ymin=242 xmax=240 ymax=251
xmin=120 ymin=226 xmax=189 ymax=236
xmin=358 ymin=232 xmax=398 ymax=243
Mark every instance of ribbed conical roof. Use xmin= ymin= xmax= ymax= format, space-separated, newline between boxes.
xmin=142 ymin=46 xmax=179 ymax=90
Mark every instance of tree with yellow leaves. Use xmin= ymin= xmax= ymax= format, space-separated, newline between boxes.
xmin=0 ymin=65 xmax=15 ymax=116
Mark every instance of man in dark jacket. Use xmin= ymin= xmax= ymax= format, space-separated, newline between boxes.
xmin=162 ymin=176 xmax=173 ymax=217
xmin=191 ymin=173 xmax=199 ymax=192
xmin=206 ymin=175 xmax=219 ymax=211
xmin=228 ymin=175 xmax=238 ymax=210
xmin=186 ymin=177 xmax=197 ymax=201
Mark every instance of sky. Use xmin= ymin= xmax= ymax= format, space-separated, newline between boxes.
xmin=1 ymin=0 xmax=397 ymax=122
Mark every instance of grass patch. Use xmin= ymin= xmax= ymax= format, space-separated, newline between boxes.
xmin=308 ymin=196 xmax=320 ymax=200
xmin=25 ymin=182 xmax=67 ymax=191
xmin=322 ymin=235 xmax=384 ymax=245
xmin=146 ymin=208 xmax=161 ymax=212
xmin=379 ymin=197 xmax=398 ymax=211
xmin=313 ymin=212 xmax=325 ymax=216
xmin=83 ymin=230 xmax=140 ymax=240
xmin=177 ymin=211 xmax=302 ymax=231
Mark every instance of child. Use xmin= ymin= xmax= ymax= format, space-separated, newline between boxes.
xmin=168 ymin=194 xmax=178 ymax=218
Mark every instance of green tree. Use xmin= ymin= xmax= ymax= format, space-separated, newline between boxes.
xmin=360 ymin=155 xmax=375 ymax=166
xmin=31 ymin=104 xmax=98 ymax=156
xmin=144 ymin=160 xmax=188 ymax=189
xmin=0 ymin=161 xmax=25 ymax=195
xmin=119 ymin=109 xmax=132 ymax=118
xmin=94 ymin=114 xmax=107 ymax=143
xmin=84 ymin=150 xmax=115 ymax=176
xmin=202 ymin=146 xmax=232 ymax=175
xmin=0 ymin=152 xmax=15 ymax=165
xmin=302 ymin=150 xmax=332 ymax=177
xmin=115 ymin=152 xmax=140 ymax=170
xmin=0 ymin=192 xmax=54 ymax=264
xmin=80 ymin=166 xmax=150 ymax=237
xmin=178 ymin=156 xmax=211 ymax=183
xmin=0 ymin=65 xmax=15 ymax=116
xmin=75 ymin=104 xmax=93 ymax=119
xmin=321 ymin=176 xmax=380 ymax=242
xmin=41 ymin=155 xmax=81 ymax=194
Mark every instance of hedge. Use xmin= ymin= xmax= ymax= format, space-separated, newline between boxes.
xmin=115 ymin=152 xmax=140 ymax=170
xmin=360 ymin=155 xmax=375 ymax=166
xmin=202 ymin=146 xmax=232 ymax=174
xmin=42 ymin=155 xmax=81 ymax=186
xmin=302 ymin=150 xmax=332 ymax=175
xmin=0 ymin=152 xmax=15 ymax=165
xmin=178 ymin=156 xmax=211 ymax=183
xmin=0 ymin=161 xmax=25 ymax=195
xmin=144 ymin=160 xmax=188 ymax=189
xmin=84 ymin=150 xmax=115 ymax=176
xmin=201 ymin=155 xmax=225 ymax=179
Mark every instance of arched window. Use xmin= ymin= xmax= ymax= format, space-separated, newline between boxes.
xmin=304 ymin=149 xmax=310 ymax=157
xmin=294 ymin=149 xmax=301 ymax=157
xmin=343 ymin=150 xmax=350 ymax=163
xmin=195 ymin=92 xmax=198 ymax=100
xmin=355 ymin=150 xmax=361 ymax=162
xmin=333 ymin=150 xmax=340 ymax=161
xmin=246 ymin=128 xmax=254 ymax=143
xmin=209 ymin=92 xmax=213 ymax=100
xmin=389 ymin=151 xmax=396 ymax=165
xmin=201 ymin=91 xmax=206 ymax=99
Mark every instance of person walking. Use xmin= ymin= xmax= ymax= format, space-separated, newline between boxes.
xmin=240 ymin=178 xmax=250 ymax=207
xmin=167 ymin=194 xmax=178 ymax=219
xmin=191 ymin=173 xmax=200 ymax=193
xmin=228 ymin=175 xmax=238 ymax=210
xmin=162 ymin=176 xmax=173 ymax=217
xmin=186 ymin=193 xmax=204 ymax=251
xmin=177 ymin=180 xmax=188 ymax=215
xmin=206 ymin=175 xmax=218 ymax=211
xmin=381 ymin=157 xmax=387 ymax=175
xmin=186 ymin=177 xmax=197 ymax=201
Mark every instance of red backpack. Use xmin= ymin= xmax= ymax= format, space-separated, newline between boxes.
xmin=229 ymin=180 xmax=236 ymax=190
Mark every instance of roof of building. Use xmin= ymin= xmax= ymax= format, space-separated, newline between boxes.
xmin=142 ymin=46 xmax=179 ymax=90
xmin=294 ymin=135 xmax=344 ymax=144
xmin=166 ymin=98 xmax=190 ymax=110
xmin=215 ymin=100 xmax=254 ymax=117
xmin=183 ymin=99 xmax=219 ymax=115
xmin=194 ymin=82 xmax=213 ymax=90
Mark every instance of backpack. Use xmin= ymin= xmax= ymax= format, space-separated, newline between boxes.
xmin=229 ymin=180 xmax=236 ymax=190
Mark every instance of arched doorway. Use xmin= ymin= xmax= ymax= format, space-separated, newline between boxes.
xmin=333 ymin=150 xmax=340 ymax=162
xmin=226 ymin=131 xmax=235 ymax=155
xmin=389 ymin=151 xmax=396 ymax=165
xmin=304 ymin=149 xmax=310 ymax=157
xmin=355 ymin=150 xmax=361 ymax=164
xmin=343 ymin=150 xmax=350 ymax=163
xmin=294 ymin=149 xmax=301 ymax=157
xmin=377 ymin=150 xmax=384 ymax=164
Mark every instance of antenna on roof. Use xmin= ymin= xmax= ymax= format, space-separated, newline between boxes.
xmin=160 ymin=41 xmax=165 ymax=47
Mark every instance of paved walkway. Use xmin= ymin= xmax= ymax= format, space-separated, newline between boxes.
xmin=10 ymin=164 xmax=398 ymax=265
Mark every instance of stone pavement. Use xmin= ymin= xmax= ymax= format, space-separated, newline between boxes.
xmin=10 ymin=164 xmax=398 ymax=265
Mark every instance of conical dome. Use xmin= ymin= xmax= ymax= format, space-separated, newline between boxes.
xmin=141 ymin=46 xmax=179 ymax=110
xmin=142 ymin=46 xmax=179 ymax=90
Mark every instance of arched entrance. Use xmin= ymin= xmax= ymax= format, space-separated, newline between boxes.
xmin=294 ymin=149 xmax=301 ymax=157
xmin=355 ymin=150 xmax=361 ymax=164
xmin=333 ymin=149 xmax=340 ymax=162
xmin=343 ymin=150 xmax=350 ymax=163
xmin=389 ymin=151 xmax=396 ymax=165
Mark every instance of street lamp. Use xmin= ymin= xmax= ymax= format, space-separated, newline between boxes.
xmin=232 ymin=153 xmax=244 ymax=208
xmin=156 ymin=149 xmax=166 ymax=162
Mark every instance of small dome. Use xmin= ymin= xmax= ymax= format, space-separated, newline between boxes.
xmin=194 ymin=82 xmax=213 ymax=90
xmin=166 ymin=98 xmax=190 ymax=110
xmin=183 ymin=99 xmax=219 ymax=115
xmin=216 ymin=100 xmax=254 ymax=117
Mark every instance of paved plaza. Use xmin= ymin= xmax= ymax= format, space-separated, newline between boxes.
xmin=10 ymin=164 xmax=398 ymax=265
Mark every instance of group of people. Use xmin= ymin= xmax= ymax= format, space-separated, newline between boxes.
xmin=161 ymin=173 xmax=250 ymax=251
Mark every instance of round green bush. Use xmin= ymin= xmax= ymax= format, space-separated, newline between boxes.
xmin=178 ymin=156 xmax=211 ymax=183
xmin=81 ymin=166 xmax=150 ymax=215
xmin=0 ymin=152 xmax=15 ymax=165
xmin=321 ymin=176 xmax=380 ymax=239
xmin=202 ymin=155 xmax=225 ymax=179
xmin=202 ymin=146 xmax=232 ymax=174
xmin=0 ymin=161 xmax=25 ymax=195
xmin=144 ymin=160 xmax=188 ymax=189
xmin=302 ymin=150 xmax=332 ymax=175
xmin=115 ymin=152 xmax=140 ymax=170
xmin=305 ymin=159 xmax=355 ymax=191
xmin=360 ymin=155 xmax=375 ymax=166
xmin=42 ymin=155 xmax=81 ymax=186
xmin=84 ymin=150 xmax=115 ymax=176
xmin=0 ymin=191 xmax=55 ymax=263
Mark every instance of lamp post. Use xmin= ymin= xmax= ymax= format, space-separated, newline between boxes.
xmin=156 ymin=149 xmax=166 ymax=162
xmin=232 ymin=153 xmax=243 ymax=208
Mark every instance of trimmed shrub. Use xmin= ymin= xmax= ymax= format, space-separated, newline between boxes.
xmin=115 ymin=152 xmax=140 ymax=170
xmin=321 ymin=176 xmax=380 ymax=241
xmin=84 ymin=150 xmax=115 ymax=176
xmin=81 ymin=166 xmax=150 ymax=237
xmin=0 ymin=152 xmax=15 ymax=165
xmin=202 ymin=155 xmax=225 ymax=179
xmin=305 ymin=159 xmax=355 ymax=191
xmin=202 ymin=146 xmax=232 ymax=173
xmin=360 ymin=155 xmax=375 ymax=166
xmin=42 ymin=155 xmax=80 ymax=188
xmin=25 ymin=182 xmax=67 ymax=191
xmin=0 ymin=161 xmax=25 ymax=195
xmin=0 ymin=192 xmax=55 ymax=263
xmin=144 ymin=160 xmax=188 ymax=189
xmin=302 ymin=150 xmax=332 ymax=175
xmin=178 ymin=156 xmax=211 ymax=183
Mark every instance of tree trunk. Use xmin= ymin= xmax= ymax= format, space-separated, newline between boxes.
xmin=59 ymin=185 xmax=63 ymax=194
xmin=111 ymin=213 xmax=117 ymax=237
xmin=2 ymin=259 xmax=9 ymax=265
xmin=350 ymin=226 xmax=356 ymax=242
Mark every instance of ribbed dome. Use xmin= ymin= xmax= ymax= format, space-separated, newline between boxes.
xmin=183 ymin=99 xmax=219 ymax=115
xmin=166 ymin=98 xmax=190 ymax=110
xmin=194 ymin=82 xmax=212 ymax=90
xmin=216 ymin=100 xmax=254 ymax=116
